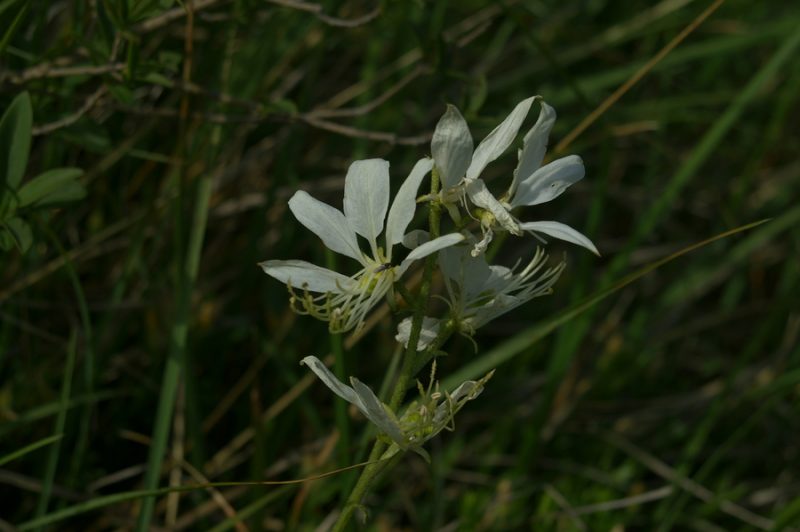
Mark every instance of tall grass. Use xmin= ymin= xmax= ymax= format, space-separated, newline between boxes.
xmin=1 ymin=0 xmax=799 ymax=529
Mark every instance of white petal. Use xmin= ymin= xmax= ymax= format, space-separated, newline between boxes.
xmin=508 ymin=99 xmax=555 ymax=198
xmin=511 ymin=155 xmax=585 ymax=208
xmin=385 ymin=158 xmax=432 ymax=253
xmin=343 ymin=159 xmax=390 ymax=247
xmin=259 ymin=260 xmax=354 ymax=292
xmin=482 ymin=265 xmax=513 ymax=294
xmin=437 ymin=245 xmax=463 ymax=282
xmin=431 ymin=105 xmax=474 ymax=189
xmin=398 ymin=233 xmax=465 ymax=274
xmin=471 ymin=294 xmax=522 ymax=329
xmin=465 ymin=179 xmax=520 ymax=235
xmin=301 ymin=356 xmax=361 ymax=405
xmin=462 ymin=257 xmax=497 ymax=300
xmin=402 ymin=229 xmax=430 ymax=249
xmin=438 ymin=245 xmax=493 ymax=298
xmin=519 ymin=221 xmax=599 ymax=255
xmin=466 ymin=96 xmax=535 ymax=180
xmin=350 ymin=378 xmax=407 ymax=446
xmin=395 ymin=316 xmax=440 ymax=350
xmin=289 ymin=191 xmax=363 ymax=262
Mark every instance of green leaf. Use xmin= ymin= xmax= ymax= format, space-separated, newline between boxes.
xmin=0 ymin=185 xmax=18 ymax=220
xmin=107 ymin=84 xmax=135 ymax=105
xmin=0 ymin=91 xmax=33 ymax=189
xmin=130 ymin=0 xmax=171 ymax=22
xmin=18 ymin=168 xmax=86 ymax=209
xmin=141 ymin=71 xmax=174 ymax=87
xmin=0 ymin=216 xmax=32 ymax=252
xmin=265 ymin=99 xmax=297 ymax=115
xmin=58 ymin=126 xmax=111 ymax=153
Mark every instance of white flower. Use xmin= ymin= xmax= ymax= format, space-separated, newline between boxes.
xmin=260 ymin=158 xmax=464 ymax=333
xmin=431 ymin=97 xmax=599 ymax=257
xmin=300 ymin=355 xmax=493 ymax=461
xmin=441 ymin=244 xmax=566 ymax=331
xmin=396 ymin=243 xmax=565 ymax=345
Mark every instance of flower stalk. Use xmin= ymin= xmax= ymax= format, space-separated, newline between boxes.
xmin=332 ymin=169 xmax=443 ymax=531
xmin=261 ymin=96 xmax=599 ymax=529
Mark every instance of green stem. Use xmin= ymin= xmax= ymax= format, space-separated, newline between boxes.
xmin=332 ymin=167 xmax=443 ymax=531
xmin=411 ymin=321 xmax=457 ymax=376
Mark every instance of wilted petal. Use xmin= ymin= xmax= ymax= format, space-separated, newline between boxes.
xmin=433 ymin=381 xmax=483 ymax=424
xmin=431 ymin=371 xmax=494 ymax=427
xmin=431 ymin=105 xmax=474 ymax=189
xmin=520 ymin=220 xmax=599 ymax=255
xmin=289 ymin=191 xmax=363 ymax=263
xmin=300 ymin=356 xmax=361 ymax=405
xmin=385 ymin=158 xmax=433 ymax=252
xmin=511 ymin=155 xmax=585 ymax=208
xmin=343 ymin=159 xmax=391 ymax=248
xmin=395 ymin=316 xmax=441 ymax=350
xmin=350 ymin=378 xmax=407 ymax=446
xmin=470 ymin=227 xmax=493 ymax=258
xmin=509 ymin=99 xmax=555 ymax=198
xmin=398 ymin=233 xmax=465 ymax=274
xmin=259 ymin=260 xmax=355 ymax=293
xmin=465 ymin=179 xmax=520 ymax=235
xmin=466 ymin=96 xmax=535 ymax=180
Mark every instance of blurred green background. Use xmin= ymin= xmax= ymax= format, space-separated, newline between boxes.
xmin=1 ymin=0 xmax=799 ymax=529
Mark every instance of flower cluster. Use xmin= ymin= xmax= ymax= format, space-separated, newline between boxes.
xmin=260 ymin=96 xmax=598 ymax=453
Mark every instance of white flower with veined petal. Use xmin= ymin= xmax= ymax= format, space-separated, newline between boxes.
xmin=396 ymin=242 xmax=565 ymax=348
xmin=438 ymin=244 xmax=566 ymax=332
xmin=431 ymin=97 xmax=599 ymax=257
xmin=260 ymin=158 xmax=464 ymax=333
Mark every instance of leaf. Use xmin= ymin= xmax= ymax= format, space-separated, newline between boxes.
xmin=18 ymin=168 xmax=86 ymax=209
xmin=0 ymin=186 xmax=18 ymax=221
xmin=1 ymin=217 xmax=32 ymax=252
xmin=0 ymin=2 xmax=27 ymax=57
xmin=141 ymin=71 xmax=173 ymax=87
xmin=107 ymin=84 xmax=135 ymax=105
xmin=0 ymin=91 xmax=33 ymax=189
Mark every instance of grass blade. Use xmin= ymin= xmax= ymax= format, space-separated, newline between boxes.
xmin=0 ymin=434 xmax=62 ymax=467
xmin=33 ymin=331 xmax=77 ymax=524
